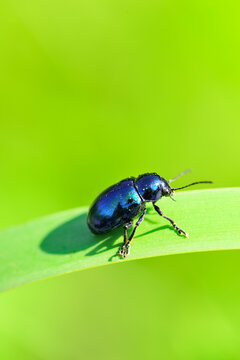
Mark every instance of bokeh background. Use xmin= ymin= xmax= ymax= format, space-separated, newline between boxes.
xmin=0 ymin=0 xmax=240 ymax=359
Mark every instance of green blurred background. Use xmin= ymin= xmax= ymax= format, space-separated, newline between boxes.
xmin=0 ymin=0 xmax=240 ymax=359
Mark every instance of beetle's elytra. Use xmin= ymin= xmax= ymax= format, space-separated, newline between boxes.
xmin=87 ymin=170 xmax=212 ymax=258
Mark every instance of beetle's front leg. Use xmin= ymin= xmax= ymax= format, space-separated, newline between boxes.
xmin=153 ymin=202 xmax=188 ymax=237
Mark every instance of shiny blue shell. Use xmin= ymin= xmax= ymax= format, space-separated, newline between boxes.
xmin=88 ymin=173 xmax=170 ymax=234
xmin=88 ymin=178 xmax=144 ymax=234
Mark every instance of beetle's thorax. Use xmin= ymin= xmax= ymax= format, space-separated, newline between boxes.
xmin=135 ymin=173 xmax=171 ymax=202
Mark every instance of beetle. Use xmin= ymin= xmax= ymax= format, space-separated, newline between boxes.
xmin=87 ymin=170 xmax=212 ymax=258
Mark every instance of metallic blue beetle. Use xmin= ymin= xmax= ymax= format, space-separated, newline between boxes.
xmin=87 ymin=170 xmax=212 ymax=257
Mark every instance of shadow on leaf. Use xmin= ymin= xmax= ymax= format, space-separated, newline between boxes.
xmin=40 ymin=212 xmax=177 ymax=261
xmin=40 ymin=213 xmax=122 ymax=259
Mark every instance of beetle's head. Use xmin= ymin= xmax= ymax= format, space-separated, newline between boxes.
xmin=136 ymin=171 xmax=212 ymax=203
xmin=160 ymin=179 xmax=178 ymax=201
xmin=160 ymin=178 xmax=174 ymax=198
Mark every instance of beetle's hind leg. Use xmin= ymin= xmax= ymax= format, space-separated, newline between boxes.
xmin=118 ymin=221 xmax=133 ymax=257
xmin=118 ymin=207 xmax=146 ymax=258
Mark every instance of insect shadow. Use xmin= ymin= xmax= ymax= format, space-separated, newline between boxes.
xmin=40 ymin=213 xmax=123 ymax=258
xmin=40 ymin=210 xmax=175 ymax=261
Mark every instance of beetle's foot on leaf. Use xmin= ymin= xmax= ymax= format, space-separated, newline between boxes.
xmin=177 ymin=228 xmax=188 ymax=237
xmin=123 ymin=243 xmax=130 ymax=257
xmin=118 ymin=243 xmax=130 ymax=258
xmin=173 ymin=224 xmax=188 ymax=237
xmin=118 ymin=244 xmax=125 ymax=257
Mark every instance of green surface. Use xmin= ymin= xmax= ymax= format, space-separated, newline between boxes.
xmin=0 ymin=188 xmax=239 ymax=292
xmin=1 ymin=0 xmax=240 ymax=358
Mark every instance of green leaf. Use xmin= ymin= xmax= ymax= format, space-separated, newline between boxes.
xmin=0 ymin=188 xmax=239 ymax=292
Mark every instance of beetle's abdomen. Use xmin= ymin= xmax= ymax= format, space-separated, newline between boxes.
xmin=88 ymin=178 xmax=143 ymax=234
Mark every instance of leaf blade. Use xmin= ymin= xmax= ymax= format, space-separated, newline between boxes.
xmin=0 ymin=188 xmax=239 ymax=292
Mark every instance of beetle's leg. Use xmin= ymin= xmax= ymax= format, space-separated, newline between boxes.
xmin=153 ymin=202 xmax=188 ymax=237
xmin=118 ymin=221 xmax=133 ymax=256
xmin=121 ymin=207 xmax=146 ymax=258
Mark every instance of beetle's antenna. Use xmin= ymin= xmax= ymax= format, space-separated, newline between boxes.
xmin=172 ymin=181 xmax=213 ymax=191
xmin=168 ymin=169 xmax=191 ymax=183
